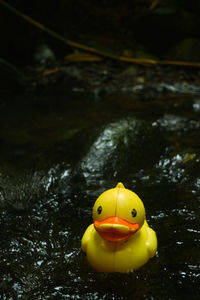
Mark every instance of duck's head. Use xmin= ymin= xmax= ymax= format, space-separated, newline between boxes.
xmin=93 ymin=183 xmax=145 ymax=242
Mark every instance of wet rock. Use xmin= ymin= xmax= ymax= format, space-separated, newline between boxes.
xmin=34 ymin=43 xmax=55 ymax=64
xmin=77 ymin=118 xmax=165 ymax=185
xmin=153 ymin=114 xmax=200 ymax=132
xmin=192 ymin=98 xmax=200 ymax=112
xmin=79 ymin=118 xmax=138 ymax=183
xmin=153 ymin=146 xmax=200 ymax=189
xmin=155 ymin=150 xmax=187 ymax=184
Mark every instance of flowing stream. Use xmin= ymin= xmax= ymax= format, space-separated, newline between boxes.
xmin=0 ymin=82 xmax=200 ymax=299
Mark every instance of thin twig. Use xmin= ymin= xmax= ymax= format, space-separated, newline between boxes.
xmin=1 ymin=0 xmax=200 ymax=68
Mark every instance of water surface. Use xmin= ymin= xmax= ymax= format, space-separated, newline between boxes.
xmin=0 ymin=82 xmax=200 ymax=299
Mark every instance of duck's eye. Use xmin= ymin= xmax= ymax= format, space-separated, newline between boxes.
xmin=131 ymin=208 xmax=137 ymax=217
xmin=97 ymin=206 xmax=102 ymax=214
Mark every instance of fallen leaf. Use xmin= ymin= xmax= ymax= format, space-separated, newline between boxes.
xmin=65 ymin=53 xmax=102 ymax=62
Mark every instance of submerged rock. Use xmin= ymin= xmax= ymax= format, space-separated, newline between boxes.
xmin=153 ymin=114 xmax=200 ymax=132
xmin=0 ymin=171 xmax=47 ymax=209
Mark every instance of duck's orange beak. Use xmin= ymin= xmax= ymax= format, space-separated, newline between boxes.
xmin=94 ymin=217 xmax=139 ymax=242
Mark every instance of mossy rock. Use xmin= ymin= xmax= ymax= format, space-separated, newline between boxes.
xmin=79 ymin=118 xmax=165 ymax=182
xmin=164 ymin=38 xmax=200 ymax=61
xmin=134 ymin=50 xmax=158 ymax=60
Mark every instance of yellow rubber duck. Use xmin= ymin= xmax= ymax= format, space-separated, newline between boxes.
xmin=81 ymin=182 xmax=157 ymax=273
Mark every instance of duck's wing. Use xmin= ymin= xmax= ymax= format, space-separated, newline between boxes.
xmin=81 ymin=224 xmax=94 ymax=252
xmin=144 ymin=221 xmax=158 ymax=258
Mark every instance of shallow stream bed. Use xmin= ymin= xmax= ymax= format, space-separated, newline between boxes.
xmin=0 ymin=72 xmax=200 ymax=299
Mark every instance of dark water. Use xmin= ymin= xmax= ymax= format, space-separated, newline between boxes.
xmin=0 ymin=82 xmax=200 ymax=299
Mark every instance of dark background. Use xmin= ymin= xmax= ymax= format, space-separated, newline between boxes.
xmin=1 ymin=0 xmax=200 ymax=65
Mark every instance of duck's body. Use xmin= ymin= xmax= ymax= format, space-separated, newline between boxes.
xmin=81 ymin=183 xmax=157 ymax=273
